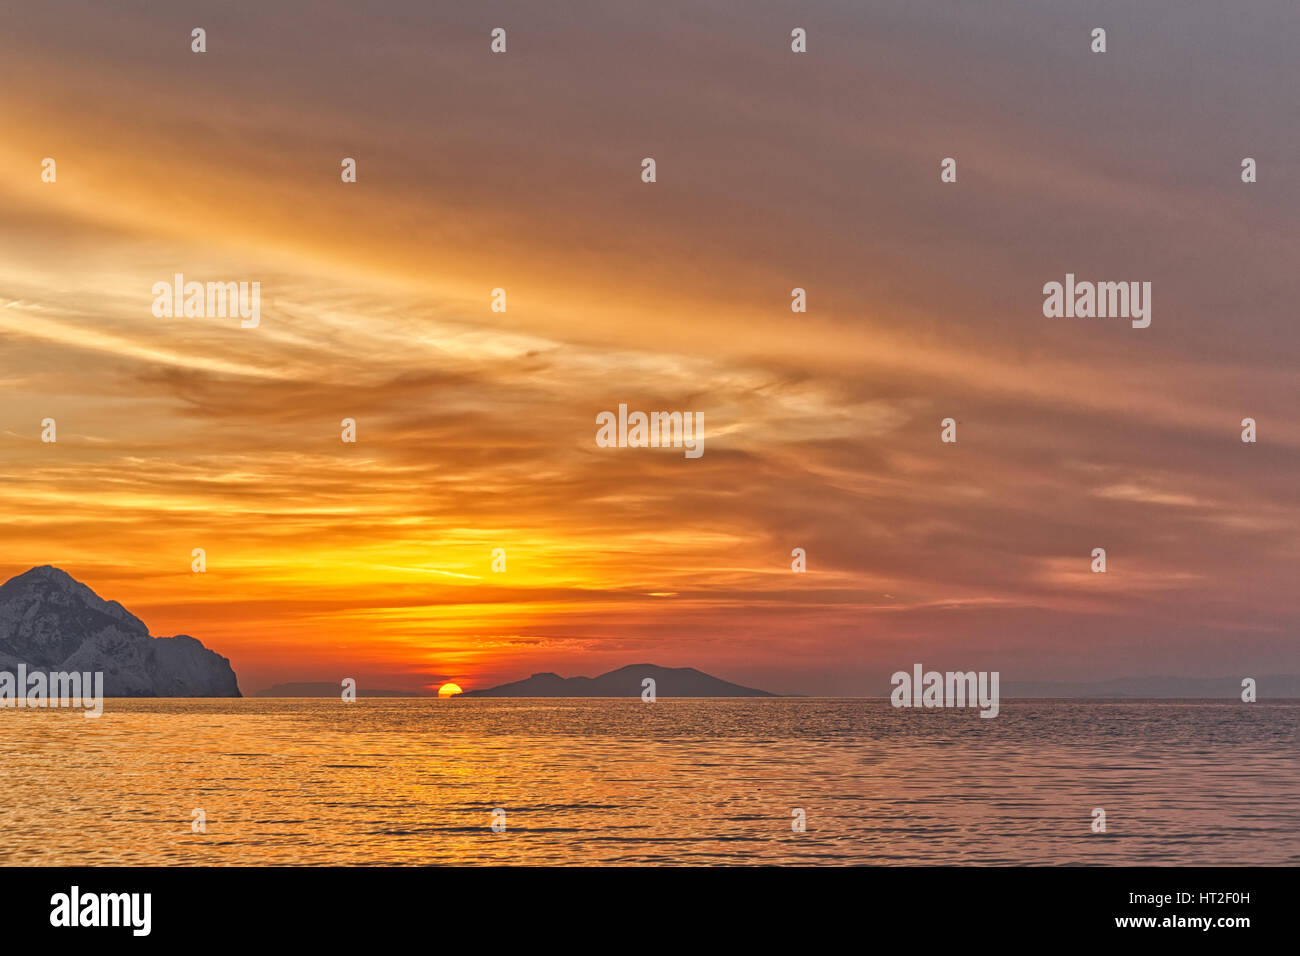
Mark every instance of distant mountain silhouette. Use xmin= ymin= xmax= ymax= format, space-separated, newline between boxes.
xmin=0 ymin=566 xmax=240 ymax=696
xmin=462 ymin=663 xmax=776 ymax=697
xmin=254 ymin=682 xmax=430 ymax=697
xmin=1002 ymin=675 xmax=1300 ymax=698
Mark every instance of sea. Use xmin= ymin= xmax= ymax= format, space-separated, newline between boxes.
xmin=2 ymin=698 xmax=1296 ymax=865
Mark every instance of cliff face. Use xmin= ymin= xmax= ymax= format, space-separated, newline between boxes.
xmin=0 ymin=566 xmax=240 ymax=697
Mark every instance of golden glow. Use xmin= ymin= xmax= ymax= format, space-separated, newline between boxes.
xmin=438 ymin=683 xmax=463 ymax=698
xmin=0 ymin=3 xmax=1294 ymax=699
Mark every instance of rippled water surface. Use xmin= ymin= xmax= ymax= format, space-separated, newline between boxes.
xmin=2 ymin=698 xmax=1296 ymax=865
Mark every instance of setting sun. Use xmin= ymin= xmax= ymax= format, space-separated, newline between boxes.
xmin=437 ymin=683 xmax=463 ymax=698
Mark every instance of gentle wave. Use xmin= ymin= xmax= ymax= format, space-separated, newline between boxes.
xmin=1 ymin=698 xmax=1296 ymax=865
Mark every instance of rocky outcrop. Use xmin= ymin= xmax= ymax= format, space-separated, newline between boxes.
xmin=0 ymin=566 xmax=240 ymax=697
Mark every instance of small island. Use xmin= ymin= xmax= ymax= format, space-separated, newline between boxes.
xmin=462 ymin=663 xmax=775 ymax=697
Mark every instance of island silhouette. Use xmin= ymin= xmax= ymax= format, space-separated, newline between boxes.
xmin=461 ymin=664 xmax=777 ymax=697
xmin=0 ymin=566 xmax=239 ymax=697
xmin=253 ymin=665 xmax=777 ymax=698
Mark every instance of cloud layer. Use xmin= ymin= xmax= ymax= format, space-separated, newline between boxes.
xmin=1 ymin=1 xmax=1296 ymax=693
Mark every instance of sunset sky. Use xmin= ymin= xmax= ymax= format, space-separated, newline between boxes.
xmin=1 ymin=1 xmax=1296 ymax=695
